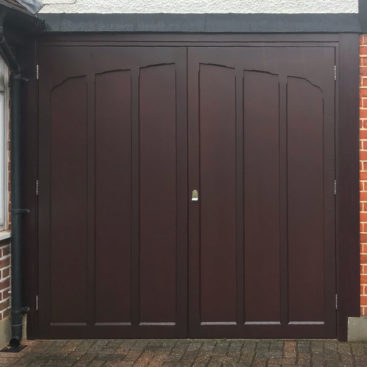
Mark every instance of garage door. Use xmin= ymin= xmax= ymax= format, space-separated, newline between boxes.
xmin=38 ymin=44 xmax=336 ymax=339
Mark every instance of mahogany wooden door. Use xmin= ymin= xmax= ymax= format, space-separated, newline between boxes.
xmin=188 ymin=47 xmax=336 ymax=338
xmin=38 ymin=44 xmax=336 ymax=339
xmin=38 ymin=46 xmax=188 ymax=338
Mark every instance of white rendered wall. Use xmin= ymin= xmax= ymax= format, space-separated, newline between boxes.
xmin=39 ymin=0 xmax=358 ymax=14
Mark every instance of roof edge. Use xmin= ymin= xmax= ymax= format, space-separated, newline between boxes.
xmin=38 ymin=13 xmax=362 ymax=33
xmin=17 ymin=0 xmax=42 ymax=14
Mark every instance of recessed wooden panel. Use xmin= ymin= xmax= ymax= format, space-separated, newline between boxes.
xmin=287 ymin=76 xmax=325 ymax=323
xmin=95 ymin=70 xmax=132 ymax=324
xmin=50 ymin=76 xmax=88 ymax=324
xmin=139 ymin=64 xmax=177 ymax=323
xmin=243 ymin=71 xmax=281 ymax=323
xmin=199 ymin=64 xmax=237 ymax=323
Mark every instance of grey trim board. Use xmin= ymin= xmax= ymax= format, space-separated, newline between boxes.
xmin=360 ymin=0 xmax=367 ymax=32
xmin=38 ymin=13 xmax=362 ymax=33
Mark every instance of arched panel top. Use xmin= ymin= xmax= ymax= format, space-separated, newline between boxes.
xmin=287 ymin=75 xmax=324 ymax=97
xmin=200 ymin=62 xmax=235 ymax=71
xmin=51 ymin=75 xmax=87 ymax=95
xmin=95 ymin=69 xmax=132 ymax=77
xmin=244 ymin=69 xmax=279 ymax=77
xmin=140 ymin=62 xmax=175 ymax=70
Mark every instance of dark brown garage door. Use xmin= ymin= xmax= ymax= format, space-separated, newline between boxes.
xmin=38 ymin=44 xmax=336 ymax=339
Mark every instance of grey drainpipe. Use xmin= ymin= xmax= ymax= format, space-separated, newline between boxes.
xmin=0 ymin=10 xmax=30 ymax=348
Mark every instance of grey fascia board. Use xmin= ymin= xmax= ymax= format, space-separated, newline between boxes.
xmin=38 ymin=13 xmax=362 ymax=33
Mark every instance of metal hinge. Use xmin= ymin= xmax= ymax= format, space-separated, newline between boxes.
xmin=335 ymin=294 xmax=338 ymax=310
xmin=334 ymin=65 xmax=337 ymax=81
xmin=35 ymin=295 xmax=39 ymax=311
xmin=36 ymin=64 xmax=39 ymax=80
xmin=334 ymin=179 xmax=337 ymax=195
xmin=36 ymin=179 xmax=39 ymax=196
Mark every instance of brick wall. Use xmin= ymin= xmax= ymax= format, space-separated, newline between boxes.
xmin=360 ymin=35 xmax=367 ymax=316
xmin=0 ymin=244 xmax=10 ymax=322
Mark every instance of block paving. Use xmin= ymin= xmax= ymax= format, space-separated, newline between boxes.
xmin=0 ymin=339 xmax=366 ymax=367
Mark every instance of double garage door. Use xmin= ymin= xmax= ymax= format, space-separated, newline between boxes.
xmin=38 ymin=44 xmax=336 ymax=339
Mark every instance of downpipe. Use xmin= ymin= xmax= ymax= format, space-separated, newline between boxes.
xmin=0 ymin=22 xmax=30 ymax=348
xmin=9 ymin=74 xmax=30 ymax=348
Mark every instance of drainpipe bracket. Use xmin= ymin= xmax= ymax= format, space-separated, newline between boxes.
xmin=11 ymin=306 xmax=29 ymax=316
xmin=12 ymin=75 xmax=29 ymax=83
xmin=21 ymin=306 xmax=30 ymax=315
xmin=11 ymin=209 xmax=30 ymax=215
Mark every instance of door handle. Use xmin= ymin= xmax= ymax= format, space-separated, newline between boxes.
xmin=191 ymin=189 xmax=199 ymax=202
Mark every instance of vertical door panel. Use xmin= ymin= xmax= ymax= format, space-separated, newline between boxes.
xmin=39 ymin=47 xmax=187 ymax=338
xmin=199 ymin=64 xmax=237 ymax=324
xmin=243 ymin=71 xmax=281 ymax=324
xmin=188 ymin=46 xmax=336 ymax=338
xmin=287 ymin=77 xmax=325 ymax=323
xmin=139 ymin=64 xmax=177 ymax=324
xmin=50 ymin=76 xmax=88 ymax=324
xmin=95 ymin=70 xmax=132 ymax=324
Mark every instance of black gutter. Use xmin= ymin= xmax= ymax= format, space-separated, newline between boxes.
xmin=0 ymin=8 xmax=29 ymax=349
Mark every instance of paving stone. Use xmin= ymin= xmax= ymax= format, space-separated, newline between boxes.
xmin=181 ymin=341 xmax=202 ymax=364
xmin=252 ymin=358 xmax=267 ymax=367
xmin=297 ymin=360 xmax=311 ymax=367
xmin=338 ymin=342 xmax=352 ymax=354
xmin=164 ymin=341 xmax=187 ymax=363
xmin=227 ymin=340 xmax=243 ymax=362
xmin=238 ymin=350 xmax=255 ymax=366
xmin=351 ymin=343 xmax=365 ymax=355
xmin=310 ymin=340 xmax=324 ymax=353
xmin=0 ymin=339 xmax=365 ymax=367
xmin=192 ymin=341 xmax=216 ymax=367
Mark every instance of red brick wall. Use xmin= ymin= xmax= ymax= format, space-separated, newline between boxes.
xmin=360 ymin=35 xmax=367 ymax=316
xmin=0 ymin=244 xmax=10 ymax=322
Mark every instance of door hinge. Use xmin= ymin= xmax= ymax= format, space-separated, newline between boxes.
xmin=36 ymin=64 xmax=39 ymax=80
xmin=35 ymin=295 xmax=39 ymax=311
xmin=334 ymin=179 xmax=337 ymax=195
xmin=335 ymin=294 xmax=338 ymax=310
xmin=35 ymin=179 xmax=39 ymax=197
xmin=334 ymin=65 xmax=337 ymax=81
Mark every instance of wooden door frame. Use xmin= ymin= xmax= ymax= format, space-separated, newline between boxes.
xmin=23 ymin=33 xmax=359 ymax=341
xmin=336 ymin=34 xmax=360 ymax=341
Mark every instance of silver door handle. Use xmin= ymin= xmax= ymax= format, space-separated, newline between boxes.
xmin=191 ymin=189 xmax=199 ymax=202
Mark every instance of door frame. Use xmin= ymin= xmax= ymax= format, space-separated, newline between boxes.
xmin=23 ymin=33 xmax=359 ymax=341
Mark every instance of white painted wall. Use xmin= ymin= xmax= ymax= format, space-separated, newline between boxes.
xmin=39 ymin=0 xmax=358 ymax=14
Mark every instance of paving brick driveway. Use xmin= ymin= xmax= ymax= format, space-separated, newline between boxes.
xmin=0 ymin=339 xmax=366 ymax=367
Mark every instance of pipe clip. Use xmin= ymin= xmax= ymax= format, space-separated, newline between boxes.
xmin=21 ymin=306 xmax=30 ymax=315
xmin=13 ymin=74 xmax=29 ymax=83
xmin=12 ymin=306 xmax=30 ymax=316
xmin=11 ymin=209 xmax=30 ymax=215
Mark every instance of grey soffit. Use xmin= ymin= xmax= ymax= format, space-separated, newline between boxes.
xmin=38 ymin=13 xmax=362 ymax=33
